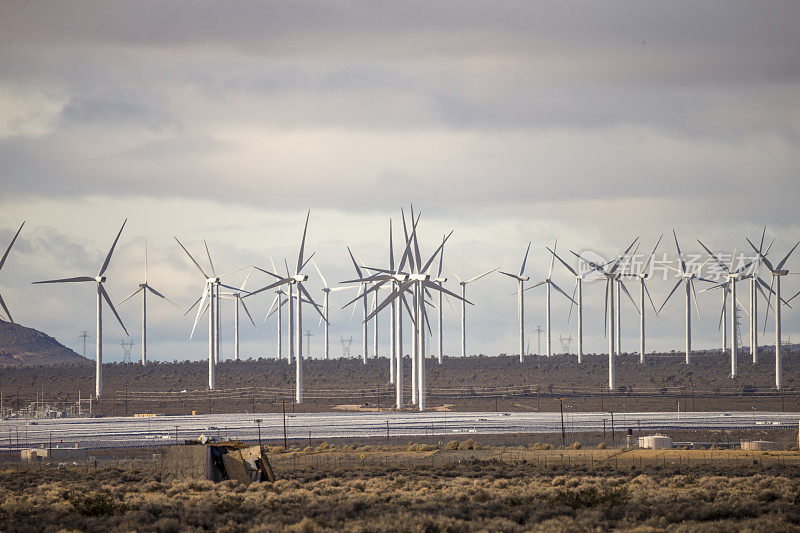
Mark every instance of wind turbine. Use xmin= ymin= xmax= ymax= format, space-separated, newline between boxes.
xmin=623 ymin=235 xmax=662 ymax=363
xmin=658 ymin=230 xmax=714 ymax=364
xmin=0 ymin=222 xmax=24 ymax=323
xmin=500 ymin=242 xmax=532 ymax=363
xmin=175 ymin=237 xmax=244 ymax=389
xmin=449 ymin=267 xmax=498 ymax=358
xmin=572 ymin=237 xmax=638 ymax=389
xmin=220 ymin=267 xmax=257 ymax=361
xmin=118 ymin=241 xmax=179 ymax=365
xmin=33 ymin=220 xmax=129 ymax=398
xmin=525 ymin=240 xmax=576 ymax=357
xmin=697 ymin=240 xmax=760 ymax=377
xmin=547 ymin=246 xmax=587 ymax=363
xmin=745 ymin=228 xmax=776 ymax=363
xmin=747 ymin=236 xmax=799 ymax=390
xmin=312 ymin=259 xmax=354 ymax=360
xmin=260 ymin=287 xmax=288 ymax=359
xmin=246 ymin=211 xmax=326 ymax=403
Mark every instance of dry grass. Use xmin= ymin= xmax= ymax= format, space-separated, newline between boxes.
xmin=4 ymin=448 xmax=800 ymax=531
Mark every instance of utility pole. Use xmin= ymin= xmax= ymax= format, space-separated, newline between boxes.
xmin=282 ymin=400 xmax=288 ymax=450
xmin=79 ymin=331 xmax=90 ymax=358
xmin=535 ymin=326 xmax=543 ymax=355
xmin=303 ymin=330 xmax=314 ymax=358
xmin=558 ymin=398 xmax=566 ymax=447
xmin=255 ymin=419 xmax=263 ymax=450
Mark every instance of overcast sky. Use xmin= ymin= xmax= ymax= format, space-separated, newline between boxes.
xmin=1 ymin=1 xmax=799 ymax=362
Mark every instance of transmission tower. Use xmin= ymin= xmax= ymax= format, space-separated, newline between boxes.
xmin=340 ymin=336 xmax=353 ymax=357
xmin=559 ymin=334 xmax=573 ymax=354
xmin=79 ymin=331 xmax=90 ymax=358
xmin=735 ymin=305 xmax=743 ymax=350
xmin=303 ymin=330 xmax=314 ymax=357
xmin=121 ymin=339 xmax=134 ymax=363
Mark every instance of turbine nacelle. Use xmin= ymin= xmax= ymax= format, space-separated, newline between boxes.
xmin=293 ymin=274 xmax=309 ymax=283
xmin=434 ymin=277 xmax=447 ymax=283
xmin=409 ymin=273 xmax=430 ymax=281
xmin=95 ymin=276 xmax=107 ymax=283
xmin=207 ymin=277 xmax=220 ymax=284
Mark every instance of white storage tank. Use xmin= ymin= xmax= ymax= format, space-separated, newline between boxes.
xmin=638 ymin=435 xmax=672 ymax=449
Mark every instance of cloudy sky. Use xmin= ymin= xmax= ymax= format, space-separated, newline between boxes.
xmin=1 ymin=1 xmax=799 ymax=362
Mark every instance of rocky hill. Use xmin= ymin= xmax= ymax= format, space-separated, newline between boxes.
xmin=0 ymin=320 xmax=89 ymax=366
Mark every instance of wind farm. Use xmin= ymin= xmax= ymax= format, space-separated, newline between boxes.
xmin=2 ymin=2 xmax=800 ymax=529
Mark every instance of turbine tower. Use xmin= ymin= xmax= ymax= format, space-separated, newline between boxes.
xmin=525 ymin=240 xmax=576 ymax=357
xmin=118 ymin=241 xmax=179 ymax=365
xmin=260 ymin=287 xmax=288 ymax=359
xmin=312 ymin=259 xmax=353 ymax=360
xmin=220 ymin=267 xmax=257 ymax=361
xmin=500 ymin=242 xmax=532 ymax=363
xmin=33 ymin=220 xmax=129 ymax=398
xmin=748 ymin=236 xmax=799 ymax=390
xmin=0 ymin=222 xmax=25 ymax=323
xmin=626 ymin=235 xmax=662 ymax=363
xmin=449 ymin=267 xmax=497 ymax=358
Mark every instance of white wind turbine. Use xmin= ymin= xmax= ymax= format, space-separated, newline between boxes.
xmin=572 ymin=237 xmax=638 ymax=389
xmin=525 ymin=240 xmax=576 ymax=357
xmin=246 ymin=212 xmax=326 ymax=403
xmin=260 ymin=286 xmax=288 ymax=359
xmin=449 ymin=267 xmax=498 ymax=358
xmin=33 ymin=220 xmax=129 ymax=398
xmin=629 ymin=235 xmax=662 ymax=363
xmin=363 ymin=213 xmax=460 ymax=411
xmin=745 ymin=228 xmax=776 ymax=363
xmin=747 ymin=236 xmax=799 ymax=390
xmin=118 ymin=241 xmax=180 ymax=365
xmin=547 ymin=246 xmax=587 ymax=362
xmin=0 ymin=222 xmax=24 ymax=323
xmin=312 ymin=259 xmax=354 ymax=360
xmin=500 ymin=242 xmax=532 ymax=363
xmin=175 ymin=238 xmax=245 ymax=389
xmin=220 ymin=267 xmax=257 ymax=361
xmin=697 ymin=240 xmax=761 ymax=377
xmin=658 ymin=230 xmax=715 ymax=364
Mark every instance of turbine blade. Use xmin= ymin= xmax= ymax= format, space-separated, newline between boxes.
xmin=239 ymin=266 xmax=254 ymax=291
xmin=99 ymin=284 xmax=128 ymax=336
xmin=254 ymin=266 xmax=283 ymax=281
xmin=98 ymin=219 xmax=126 ymax=277
xmin=296 ymin=210 xmax=310 ymax=274
xmin=420 ymin=230 xmax=453 ymax=275
xmin=658 ymin=279 xmax=683 ymax=313
xmin=466 ymin=267 xmax=499 ymax=284
xmin=174 ymin=237 xmax=209 ymax=279
xmin=240 ymin=297 xmax=257 ymax=328
xmin=672 ymin=229 xmax=686 ymax=274
xmin=32 ymin=276 xmax=95 ymax=284
xmin=0 ymin=292 xmax=13 ymax=323
xmin=690 ymin=280 xmax=701 ymax=319
xmin=299 ymin=283 xmax=327 ymax=324
xmin=312 ymin=259 xmax=328 ymax=288
xmin=389 ymin=219 xmax=395 ymax=272
xmin=118 ymin=287 xmax=143 ymax=305
xmin=777 ymin=241 xmax=800 ymax=271
xmin=364 ymin=284 xmax=405 ymax=323
xmin=786 ymin=288 xmax=800 ymax=305
xmin=147 ymin=286 xmax=181 ymax=309
xmin=203 ymin=240 xmax=216 ymax=277
xmin=184 ymin=294 xmax=202 ymax=317
xmin=551 ymin=281 xmax=577 ymax=306
xmin=300 ymin=251 xmax=316 ymax=273
xmin=641 ymin=234 xmax=663 ymax=273
xmin=190 ymin=283 xmax=210 ymax=339
xmin=546 ymin=247 xmax=576 ymax=277
xmin=747 ymin=237 xmax=774 ymax=272
xmin=618 ymin=281 xmax=640 ymax=314
xmin=548 ymin=239 xmax=557 ymax=278
xmin=448 ymin=269 xmax=464 ymax=284
xmin=245 ymin=278 xmax=292 ymax=299
xmin=643 ymin=281 xmax=659 ymax=315
xmin=263 ymin=293 xmax=279 ymax=323
xmin=423 ymin=280 xmax=473 ymax=305
xmin=519 ymin=241 xmax=531 ymax=277
xmin=523 ymin=280 xmax=546 ymax=292
xmin=499 ymin=271 xmax=520 ymax=280
xmin=604 ymin=279 xmax=609 ymax=334
xmin=347 ymin=246 xmax=363 ymax=278
xmin=697 ymin=239 xmax=729 ymax=273
xmin=0 ymin=221 xmax=24 ymax=272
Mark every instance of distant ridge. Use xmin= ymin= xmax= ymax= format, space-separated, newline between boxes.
xmin=0 ymin=320 xmax=90 ymax=366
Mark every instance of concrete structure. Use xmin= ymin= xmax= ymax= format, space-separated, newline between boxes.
xmin=638 ymin=435 xmax=672 ymax=449
xmin=161 ymin=443 xmax=274 ymax=484
xmin=741 ymin=440 xmax=780 ymax=451
xmin=22 ymin=447 xmax=86 ymax=462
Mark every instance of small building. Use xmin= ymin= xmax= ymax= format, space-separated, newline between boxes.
xmin=21 ymin=447 xmax=86 ymax=462
xmin=741 ymin=440 xmax=780 ymax=451
xmin=161 ymin=442 xmax=274 ymax=484
xmin=638 ymin=435 xmax=672 ymax=449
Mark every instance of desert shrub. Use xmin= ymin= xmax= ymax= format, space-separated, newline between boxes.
xmin=533 ymin=442 xmax=552 ymax=450
xmin=67 ymin=490 xmax=121 ymax=516
xmin=458 ymin=439 xmax=477 ymax=450
xmin=598 ymin=443 xmax=607 ymax=449
xmin=571 ymin=442 xmax=582 ymax=450
xmin=447 ymin=441 xmax=459 ymax=450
